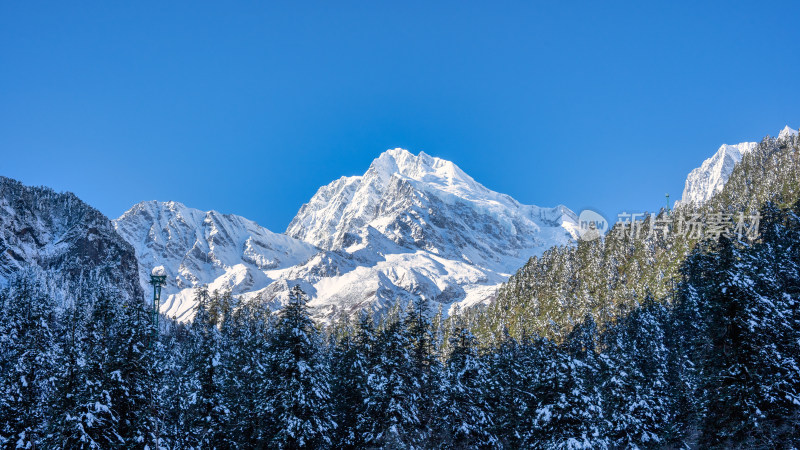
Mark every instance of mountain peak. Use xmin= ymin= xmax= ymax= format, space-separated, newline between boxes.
xmin=114 ymin=149 xmax=578 ymax=322
xmin=288 ymin=146 xmax=576 ymax=255
xmin=0 ymin=176 xmax=143 ymax=301
xmin=779 ymin=125 xmax=798 ymax=140
xmin=678 ymin=141 xmax=757 ymax=206
xmin=113 ymin=200 xmax=318 ymax=321
xmin=679 ymin=126 xmax=797 ymax=207
xmin=372 ymin=148 xmax=466 ymax=177
xmin=366 ymin=148 xmax=485 ymax=203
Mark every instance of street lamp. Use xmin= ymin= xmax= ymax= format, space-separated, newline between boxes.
xmin=150 ymin=266 xmax=167 ymax=334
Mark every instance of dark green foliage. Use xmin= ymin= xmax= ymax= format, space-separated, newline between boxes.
xmin=599 ymin=297 xmax=671 ymax=448
xmin=434 ymin=325 xmax=497 ymax=448
xmin=180 ymin=287 xmax=231 ymax=448
xmin=0 ymin=277 xmax=58 ymax=448
xmin=361 ymin=308 xmax=422 ymax=448
xmin=329 ymin=313 xmax=372 ymax=448
xmin=266 ymin=285 xmax=335 ymax=449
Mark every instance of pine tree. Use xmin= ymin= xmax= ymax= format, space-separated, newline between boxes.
xmin=404 ymin=297 xmax=441 ymax=441
xmin=266 ymin=285 xmax=335 ymax=448
xmin=361 ymin=307 xmax=422 ymax=448
xmin=697 ymin=208 xmax=800 ymax=447
xmin=223 ymin=300 xmax=272 ymax=448
xmin=182 ymin=287 xmax=230 ymax=448
xmin=111 ymin=296 xmax=161 ymax=448
xmin=0 ymin=277 xmax=58 ymax=449
xmin=330 ymin=312 xmax=372 ymax=448
xmin=600 ymin=297 xmax=670 ymax=448
xmin=532 ymin=316 xmax=607 ymax=449
xmin=486 ymin=328 xmax=529 ymax=447
xmin=161 ymin=320 xmax=195 ymax=448
xmin=57 ymin=292 xmax=123 ymax=448
xmin=47 ymin=294 xmax=88 ymax=448
xmin=435 ymin=325 xmax=497 ymax=448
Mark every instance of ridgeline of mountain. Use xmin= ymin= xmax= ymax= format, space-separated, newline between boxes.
xmin=115 ymin=149 xmax=579 ymax=321
xmin=678 ymin=126 xmax=798 ymax=207
xmin=3 ymin=127 xmax=795 ymax=326
xmin=0 ymin=176 xmax=143 ymax=302
xmin=678 ymin=141 xmax=757 ymax=207
xmin=113 ymin=201 xmax=318 ymax=321
xmin=470 ymin=127 xmax=799 ymax=343
xmin=286 ymin=148 xmax=576 ymax=267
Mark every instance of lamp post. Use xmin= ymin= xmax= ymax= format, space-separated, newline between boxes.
xmin=149 ymin=266 xmax=167 ymax=336
xmin=148 ymin=266 xmax=167 ymax=448
xmin=665 ymin=193 xmax=671 ymax=216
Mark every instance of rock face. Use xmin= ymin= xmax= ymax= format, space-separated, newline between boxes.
xmin=116 ymin=149 xmax=579 ymax=321
xmin=286 ymin=149 xmax=575 ymax=270
xmin=284 ymin=149 xmax=578 ymax=317
xmin=678 ymin=126 xmax=798 ymax=207
xmin=113 ymin=200 xmax=319 ymax=321
xmin=679 ymin=142 xmax=758 ymax=207
xmin=0 ymin=176 xmax=143 ymax=302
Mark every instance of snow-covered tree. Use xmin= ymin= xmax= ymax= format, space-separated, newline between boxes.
xmin=435 ymin=326 xmax=497 ymax=448
xmin=600 ymin=297 xmax=671 ymax=448
xmin=0 ymin=277 xmax=58 ymax=449
xmin=266 ymin=285 xmax=335 ymax=448
xmin=181 ymin=287 xmax=231 ymax=448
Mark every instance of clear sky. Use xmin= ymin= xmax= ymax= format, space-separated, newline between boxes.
xmin=1 ymin=1 xmax=798 ymax=231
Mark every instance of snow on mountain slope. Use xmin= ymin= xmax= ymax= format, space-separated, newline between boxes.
xmin=282 ymin=148 xmax=579 ymax=317
xmin=678 ymin=142 xmax=757 ymax=206
xmin=287 ymin=148 xmax=577 ymax=272
xmin=116 ymin=149 xmax=578 ymax=321
xmin=678 ymin=126 xmax=798 ymax=207
xmin=113 ymin=201 xmax=318 ymax=320
xmin=0 ymin=176 xmax=143 ymax=302
xmin=779 ymin=125 xmax=799 ymax=140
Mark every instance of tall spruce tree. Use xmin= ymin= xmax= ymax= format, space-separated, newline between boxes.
xmin=435 ymin=325 xmax=497 ymax=448
xmin=223 ymin=300 xmax=272 ymax=448
xmin=534 ymin=316 xmax=607 ymax=449
xmin=361 ymin=308 xmax=421 ymax=448
xmin=182 ymin=287 xmax=230 ymax=448
xmin=600 ymin=297 xmax=670 ymax=448
xmin=330 ymin=312 xmax=372 ymax=448
xmin=404 ymin=297 xmax=440 ymax=442
xmin=57 ymin=292 xmax=123 ymax=448
xmin=486 ymin=329 xmax=532 ymax=448
xmin=267 ymin=285 xmax=335 ymax=449
xmin=0 ymin=277 xmax=58 ymax=449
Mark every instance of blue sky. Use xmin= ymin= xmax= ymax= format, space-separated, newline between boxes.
xmin=1 ymin=1 xmax=798 ymax=231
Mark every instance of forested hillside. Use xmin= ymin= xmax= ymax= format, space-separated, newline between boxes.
xmin=470 ymin=131 xmax=800 ymax=344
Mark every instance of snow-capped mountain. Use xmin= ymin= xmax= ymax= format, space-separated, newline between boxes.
xmin=678 ymin=141 xmax=758 ymax=207
xmin=678 ymin=126 xmax=798 ymax=207
xmin=287 ymin=149 xmax=575 ymax=270
xmin=115 ymin=149 xmax=579 ymax=321
xmin=779 ymin=125 xmax=799 ymax=140
xmin=285 ymin=148 xmax=578 ymax=317
xmin=0 ymin=176 xmax=143 ymax=302
xmin=113 ymin=201 xmax=318 ymax=321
